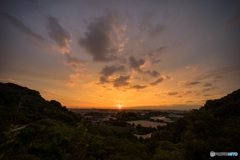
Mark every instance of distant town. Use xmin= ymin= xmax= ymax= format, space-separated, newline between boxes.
xmin=69 ymin=108 xmax=188 ymax=139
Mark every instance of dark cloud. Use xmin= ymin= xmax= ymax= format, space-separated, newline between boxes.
xmin=179 ymin=81 xmax=200 ymax=87
xmin=64 ymin=52 xmax=85 ymax=66
xmin=130 ymin=85 xmax=147 ymax=90
xmin=145 ymin=70 xmax=160 ymax=77
xmin=134 ymin=77 xmax=141 ymax=79
xmin=78 ymin=11 xmax=122 ymax=62
xmin=129 ymin=56 xmax=145 ymax=71
xmin=46 ymin=15 xmax=71 ymax=49
xmin=149 ymin=77 xmax=164 ymax=86
xmin=113 ymin=75 xmax=130 ymax=87
xmin=203 ymin=83 xmax=212 ymax=87
xmin=129 ymin=56 xmax=161 ymax=77
xmin=202 ymin=87 xmax=217 ymax=92
xmin=100 ymin=65 xmax=125 ymax=77
xmin=166 ymin=75 xmax=171 ymax=80
xmin=202 ymin=88 xmax=211 ymax=92
xmin=179 ymin=66 xmax=240 ymax=87
xmin=225 ymin=16 xmax=240 ymax=25
xmin=99 ymin=76 xmax=110 ymax=84
xmin=146 ymin=46 xmax=166 ymax=65
xmin=0 ymin=12 xmax=44 ymax=42
xmin=167 ymin=91 xmax=178 ymax=96
xmin=98 ymin=64 xmax=126 ymax=85
xmin=151 ymin=59 xmax=161 ymax=65
xmin=148 ymin=23 xmax=165 ymax=37
xmin=189 ymin=82 xmax=201 ymax=85
xmin=194 ymin=66 xmax=240 ymax=81
xmin=183 ymin=91 xmax=192 ymax=95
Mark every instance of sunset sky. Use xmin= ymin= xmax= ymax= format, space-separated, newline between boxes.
xmin=1 ymin=0 xmax=240 ymax=109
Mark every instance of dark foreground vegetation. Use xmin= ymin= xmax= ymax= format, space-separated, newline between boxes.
xmin=0 ymin=82 xmax=239 ymax=160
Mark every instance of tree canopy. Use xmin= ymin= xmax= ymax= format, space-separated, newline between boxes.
xmin=0 ymin=82 xmax=239 ymax=160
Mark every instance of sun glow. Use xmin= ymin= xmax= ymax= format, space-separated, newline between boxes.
xmin=118 ymin=105 xmax=121 ymax=109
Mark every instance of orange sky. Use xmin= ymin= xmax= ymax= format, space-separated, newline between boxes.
xmin=1 ymin=0 xmax=240 ymax=109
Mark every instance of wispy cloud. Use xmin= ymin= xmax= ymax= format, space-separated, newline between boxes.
xmin=0 ymin=12 xmax=44 ymax=42
xmin=149 ymin=77 xmax=164 ymax=86
xmin=46 ymin=15 xmax=71 ymax=51
xmin=165 ymin=75 xmax=173 ymax=80
xmin=167 ymin=91 xmax=178 ymax=96
xmin=64 ymin=52 xmax=85 ymax=66
xmin=178 ymin=80 xmax=201 ymax=87
xmin=0 ymin=78 xmax=22 ymax=84
xmin=130 ymin=84 xmax=147 ymax=90
xmin=148 ymin=23 xmax=165 ymax=37
xmin=27 ymin=0 xmax=45 ymax=12
xmin=202 ymin=87 xmax=217 ymax=92
xmin=67 ymin=73 xmax=80 ymax=87
xmin=145 ymin=46 xmax=167 ymax=65
xmin=178 ymin=66 xmax=240 ymax=87
xmin=203 ymin=83 xmax=212 ymax=87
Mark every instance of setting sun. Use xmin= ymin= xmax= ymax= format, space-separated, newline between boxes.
xmin=0 ymin=0 xmax=239 ymax=111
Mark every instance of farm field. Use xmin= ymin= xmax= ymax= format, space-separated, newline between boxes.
xmin=127 ymin=120 xmax=166 ymax=128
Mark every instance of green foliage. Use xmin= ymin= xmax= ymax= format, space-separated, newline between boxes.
xmin=134 ymin=126 xmax=153 ymax=135
xmin=141 ymin=111 xmax=169 ymax=120
xmin=85 ymin=112 xmax=105 ymax=118
xmin=115 ymin=111 xmax=141 ymax=121
xmin=0 ymin=125 xmax=19 ymax=159
xmin=1 ymin=83 xmax=240 ymax=160
xmin=0 ymin=82 xmax=82 ymax=125
xmin=153 ymin=141 xmax=183 ymax=160
xmin=136 ymin=124 xmax=142 ymax=129
xmin=156 ymin=119 xmax=165 ymax=123
xmin=104 ymin=119 xmax=127 ymax=126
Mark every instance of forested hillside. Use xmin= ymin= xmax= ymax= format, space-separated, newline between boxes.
xmin=0 ymin=83 xmax=239 ymax=160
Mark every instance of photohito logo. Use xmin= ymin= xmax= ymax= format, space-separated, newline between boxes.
xmin=210 ymin=151 xmax=238 ymax=157
xmin=210 ymin=151 xmax=215 ymax=157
